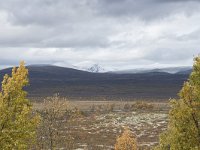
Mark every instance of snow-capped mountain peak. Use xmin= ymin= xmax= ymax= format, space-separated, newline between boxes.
xmin=87 ymin=64 xmax=105 ymax=73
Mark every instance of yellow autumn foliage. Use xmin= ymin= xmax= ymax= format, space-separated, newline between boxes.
xmin=0 ymin=62 xmax=40 ymax=149
xmin=115 ymin=128 xmax=137 ymax=150
xmin=155 ymin=56 xmax=200 ymax=150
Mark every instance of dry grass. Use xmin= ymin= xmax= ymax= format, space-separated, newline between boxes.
xmin=32 ymin=100 xmax=169 ymax=150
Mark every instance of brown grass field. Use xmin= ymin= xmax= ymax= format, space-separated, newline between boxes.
xmin=33 ymin=100 xmax=170 ymax=150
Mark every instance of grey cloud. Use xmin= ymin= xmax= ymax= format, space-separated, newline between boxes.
xmin=95 ymin=0 xmax=200 ymax=21
xmin=146 ymin=49 xmax=196 ymax=62
xmin=0 ymin=0 xmax=116 ymax=48
xmin=1 ymin=0 xmax=200 ymax=27
xmin=0 ymin=0 xmax=199 ymax=48
xmin=0 ymin=0 xmax=94 ymax=26
xmin=0 ymin=0 xmax=200 ymax=69
xmin=175 ymin=29 xmax=200 ymax=41
xmin=156 ymin=0 xmax=200 ymax=2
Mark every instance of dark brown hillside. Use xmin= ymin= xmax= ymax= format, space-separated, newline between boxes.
xmin=0 ymin=65 xmax=190 ymax=100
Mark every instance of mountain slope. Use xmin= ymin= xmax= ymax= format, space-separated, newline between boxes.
xmin=113 ymin=66 xmax=192 ymax=74
xmin=0 ymin=65 xmax=190 ymax=100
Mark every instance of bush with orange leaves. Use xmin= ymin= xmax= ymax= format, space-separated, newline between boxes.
xmin=115 ymin=128 xmax=137 ymax=150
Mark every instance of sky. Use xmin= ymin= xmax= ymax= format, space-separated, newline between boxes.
xmin=0 ymin=0 xmax=200 ymax=70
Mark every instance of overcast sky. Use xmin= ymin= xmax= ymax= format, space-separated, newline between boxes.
xmin=0 ymin=0 xmax=200 ymax=70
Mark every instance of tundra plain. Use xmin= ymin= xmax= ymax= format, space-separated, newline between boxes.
xmin=33 ymin=100 xmax=169 ymax=150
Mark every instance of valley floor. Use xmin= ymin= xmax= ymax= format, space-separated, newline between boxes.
xmin=33 ymin=100 xmax=169 ymax=150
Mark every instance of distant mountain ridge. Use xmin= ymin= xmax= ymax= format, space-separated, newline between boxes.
xmin=0 ymin=65 xmax=191 ymax=100
xmin=112 ymin=66 xmax=192 ymax=74
xmin=25 ymin=64 xmax=192 ymax=74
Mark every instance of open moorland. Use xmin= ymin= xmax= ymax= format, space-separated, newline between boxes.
xmin=33 ymin=100 xmax=169 ymax=150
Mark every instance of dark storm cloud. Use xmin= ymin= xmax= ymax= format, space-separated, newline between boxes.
xmin=0 ymin=0 xmax=199 ymax=69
